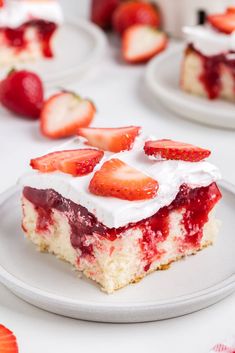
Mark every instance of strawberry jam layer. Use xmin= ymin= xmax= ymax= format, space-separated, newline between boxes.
xmin=0 ymin=20 xmax=57 ymax=57
xmin=23 ymin=182 xmax=221 ymax=264
xmin=186 ymin=44 xmax=235 ymax=99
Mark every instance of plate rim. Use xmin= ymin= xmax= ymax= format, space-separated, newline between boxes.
xmin=0 ymin=180 xmax=234 ymax=319
xmin=45 ymin=17 xmax=107 ymax=84
xmin=6 ymin=17 xmax=107 ymax=86
xmin=145 ymin=46 xmax=235 ymax=129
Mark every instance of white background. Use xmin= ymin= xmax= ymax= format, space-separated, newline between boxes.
xmin=0 ymin=1 xmax=235 ymax=352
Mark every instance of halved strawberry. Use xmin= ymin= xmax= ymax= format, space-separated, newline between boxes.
xmin=0 ymin=324 xmax=18 ymax=353
xmin=30 ymin=149 xmax=104 ymax=176
xmin=208 ymin=9 xmax=235 ymax=34
xmin=77 ymin=126 xmax=140 ymax=152
xmin=89 ymin=158 xmax=158 ymax=201
xmin=122 ymin=24 xmax=168 ymax=64
xmin=144 ymin=139 xmax=211 ymax=162
xmin=40 ymin=92 xmax=96 ymax=139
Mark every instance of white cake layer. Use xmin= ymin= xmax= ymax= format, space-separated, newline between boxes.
xmin=181 ymin=49 xmax=235 ymax=101
xmin=22 ymin=196 xmax=218 ymax=293
xmin=0 ymin=26 xmax=48 ymax=66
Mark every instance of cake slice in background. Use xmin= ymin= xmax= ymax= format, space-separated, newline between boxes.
xmin=20 ymin=128 xmax=222 ymax=293
xmin=181 ymin=7 xmax=235 ymax=101
xmin=0 ymin=0 xmax=63 ymax=66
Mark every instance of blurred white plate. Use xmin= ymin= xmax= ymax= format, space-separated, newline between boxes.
xmin=0 ymin=18 xmax=107 ymax=87
xmin=145 ymin=47 xmax=235 ymax=129
xmin=0 ymin=181 xmax=234 ymax=323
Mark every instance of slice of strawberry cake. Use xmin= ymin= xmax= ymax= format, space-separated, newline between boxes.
xmin=0 ymin=0 xmax=63 ymax=66
xmin=181 ymin=7 xmax=235 ymax=101
xmin=20 ymin=126 xmax=221 ymax=293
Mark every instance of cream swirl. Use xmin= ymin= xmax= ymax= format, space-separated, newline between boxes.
xmin=183 ymin=25 xmax=235 ymax=56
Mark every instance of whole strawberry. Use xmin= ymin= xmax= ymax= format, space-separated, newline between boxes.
xmin=91 ymin=0 xmax=121 ymax=29
xmin=0 ymin=69 xmax=44 ymax=119
xmin=112 ymin=1 xmax=160 ymax=35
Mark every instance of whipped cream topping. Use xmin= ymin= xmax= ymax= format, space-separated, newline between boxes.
xmin=183 ymin=25 xmax=235 ymax=56
xmin=0 ymin=0 xmax=63 ymax=28
xmin=19 ymin=136 xmax=221 ymax=229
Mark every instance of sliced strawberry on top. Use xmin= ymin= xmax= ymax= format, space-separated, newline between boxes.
xmin=30 ymin=150 xmax=64 ymax=172
xmin=89 ymin=158 xmax=158 ymax=201
xmin=208 ymin=10 xmax=235 ymax=34
xmin=58 ymin=150 xmax=104 ymax=176
xmin=0 ymin=324 xmax=18 ymax=353
xmin=144 ymin=139 xmax=211 ymax=162
xmin=40 ymin=92 xmax=96 ymax=139
xmin=77 ymin=126 xmax=140 ymax=152
xmin=30 ymin=149 xmax=104 ymax=176
xmin=122 ymin=24 xmax=168 ymax=64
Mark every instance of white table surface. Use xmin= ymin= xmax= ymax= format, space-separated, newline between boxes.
xmin=1 ymin=2 xmax=235 ymax=352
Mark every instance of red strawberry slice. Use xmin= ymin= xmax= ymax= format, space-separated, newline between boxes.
xmin=89 ymin=158 xmax=158 ymax=201
xmin=30 ymin=149 xmax=104 ymax=176
xmin=58 ymin=150 xmax=104 ymax=176
xmin=40 ymin=92 xmax=96 ymax=139
xmin=0 ymin=324 xmax=18 ymax=353
xmin=208 ymin=9 xmax=235 ymax=34
xmin=77 ymin=126 xmax=140 ymax=152
xmin=30 ymin=150 xmax=63 ymax=172
xmin=122 ymin=25 xmax=168 ymax=64
xmin=144 ymin=139 xmax=211 ymax=162
xmin=112 ymin=1 xmax=160 ymax=35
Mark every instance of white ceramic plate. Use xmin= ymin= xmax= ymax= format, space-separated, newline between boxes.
xmin=145 ymin=47 xmax=235 ymax=129
xmin=0 ymin=181 xmax=234 ymax=323
xmin=0 ymin=18 xmax=107 ymax=87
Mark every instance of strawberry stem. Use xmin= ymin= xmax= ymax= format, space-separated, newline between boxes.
xmin=57 ymin=87 xmax=81 ymax=100
xmin=8 ymin=67 xmax=16 ymax=76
